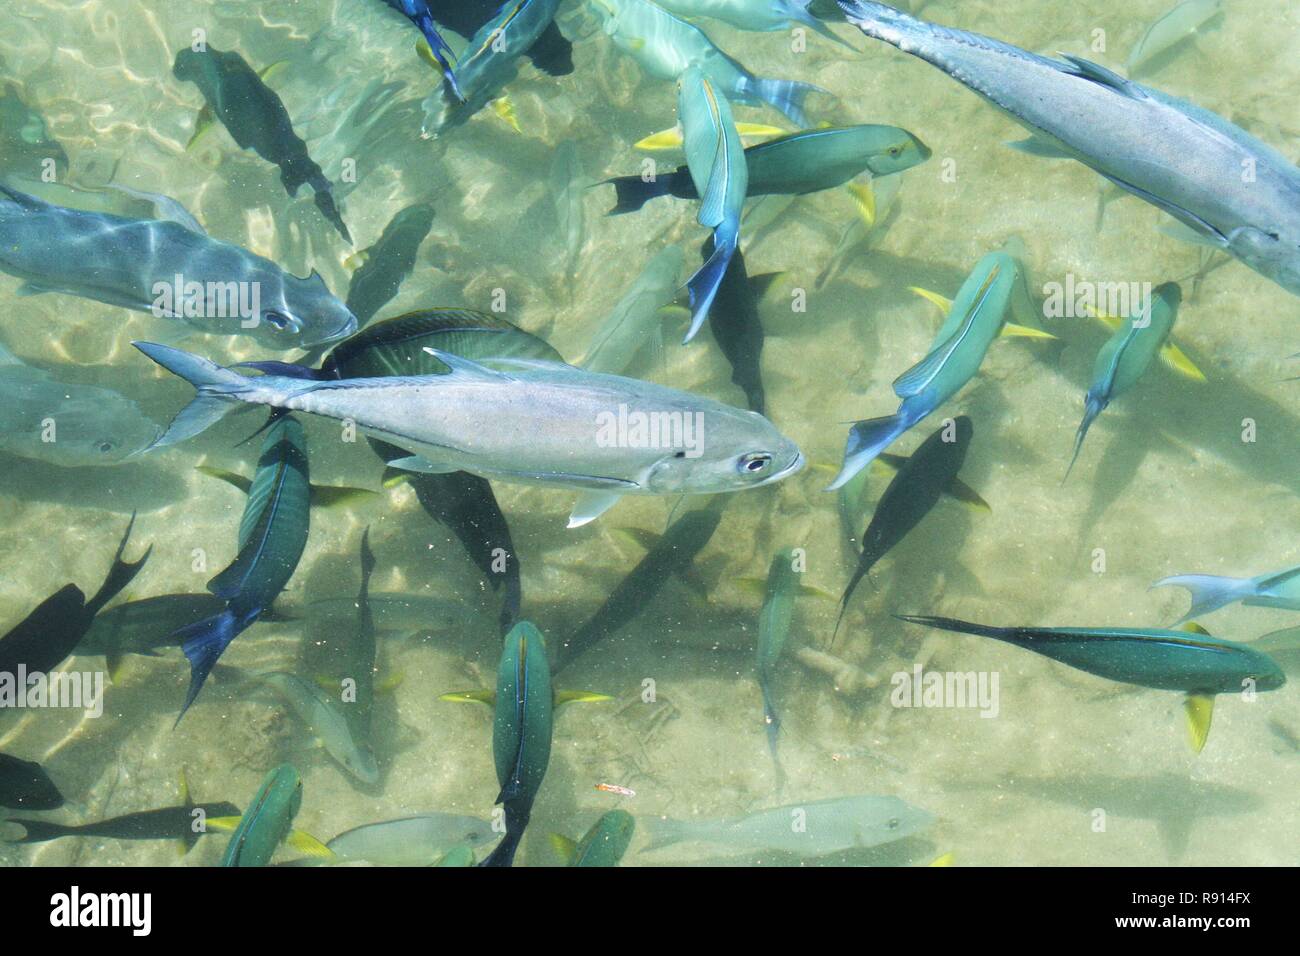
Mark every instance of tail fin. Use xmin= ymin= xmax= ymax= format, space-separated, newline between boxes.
xmin=831 ymin=563 xmax=870 ymax=647
xmin=639 ymin=815 xmax=694 ymax=852
xmin=174 ymin=609 xmax=245 ymax=725
xmin=743 ymin=77 xmax=825 ymax=128
xmin=85 ymin=513 xmax=152 ymax=618
xmin=603 ymin=175 xmax=673 ymax=215
xmin=1 ymin=818 xmax=76 ymax=844
xmin=684 ymin=236 xmax=736 ymax=343
xmin=1063 ymin=396 xmax=1103 ymax=483
xmin=133 ymin=342 xmax=255 ymax=449
xmin=825 ymin=413 xmax=910 ymax=490
xmin=479 ymin=804 xmax=529 ymax=868
xmin=895 ymin=614 xmax=1012 ymax=641
xmin=1151 ymin=574 xmax=1256 ymax=624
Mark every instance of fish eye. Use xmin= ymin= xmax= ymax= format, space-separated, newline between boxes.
xmin=264 ymin=310 xmax=295 ymax=331
xmin=739 ymin=453 xmax=772 ymax=474
xmin=96 ymin=440 xmax=115 ymax=454
xmin=673 ymin=450 xmax=687 ymax=459
xmin=887 ymin=818 xmax=900 ymax=830
xmin=888 ymin=145 xmax=902 ymax=156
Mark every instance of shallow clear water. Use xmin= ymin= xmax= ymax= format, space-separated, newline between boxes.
xmin=0 ymin=0 xmax=1297 ymax=867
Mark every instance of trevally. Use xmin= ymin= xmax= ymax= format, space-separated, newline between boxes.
xmin=326 ymin=813 xmax=497 ymax=865
xmin=641 ymin=794 xmax=934 ymax=857
xmin=837 ymin=1 xmax=1300 ymax=299
xmin=133 ymin=341 xmax=803 ymax=529
xmin=0 ymin=341 xmax=160 ymax=467
xmin=1154 ymin=563 xmax=1300 ymax=623
xmin=0 ymin=185 xmax=356 ymax=349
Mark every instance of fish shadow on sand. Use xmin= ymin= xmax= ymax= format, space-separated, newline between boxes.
xmin=953 ymin=772 xmax=1263 ymax=862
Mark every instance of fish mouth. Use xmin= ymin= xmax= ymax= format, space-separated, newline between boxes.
xmin=304 ymin=314 xmax=359 ymax=348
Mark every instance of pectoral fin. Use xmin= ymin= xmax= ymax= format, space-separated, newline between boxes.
xmin=1159 ymin=341 xmax=1207 ymax=382
xmin=197 ymin=465 xmax=252 ymax=495
xmin=568 ymin=490 xmax=623 ymax=528
xmin=549 ymin=833 xmax=579 ymax=864
xmin=909 ymin=286 xmax=953 ymax=316
xmin=310 ymin=485 xmax=380 ymax=508
xmin=388 ymin=455 xmax=457 ymax=475
xmin=1184 ymin=693 xmax=1215 ymax=754
xmin=1006 ymin=136 xmax=1075 ymax=159
xmin=1000 ymin=322 xmax=1058 ymax=341
xmin=285 ymin=829 xmax=334 ymax=859
xmin=846 ymin=180 xmax=876 ymax=227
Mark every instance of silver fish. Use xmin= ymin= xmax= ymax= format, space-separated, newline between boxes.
xmin=579 ymin=245 xmax=686 ymax=375
xmin=642 ymin=794 xmax=935 ymax=857
xmin=0 ymin=185 xmax=356 ymax=349
xmin=134 ymin=342 xmax=804 ymax=528
xmin=326 ymin=813 xmax=497 ymax=865
xmin=838 ymin=1 xmax=1300 ymax=299
xmin=256 ymin=671 xmax=379 ymax=786
xmin=0 ymin=341 xmax=160 ymax=467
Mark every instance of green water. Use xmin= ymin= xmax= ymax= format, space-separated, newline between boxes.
xmin=1 ymin=0 xmax=1297 ymax=867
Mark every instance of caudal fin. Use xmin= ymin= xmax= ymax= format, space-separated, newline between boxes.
xmin=825 ymin=412 xmax=910 ymax=490
xmin=133 ymin=342 xmax=253 ymax=449
xmin=603 ymin=175 xmax=672 ymax=215
xmin=684 ymin=236 xmax=736 ymax=343
xmin=1063 ymin=397 xmax=1103 ymax=483
xmin=1151 ymin=574 xmax=1256 ymax=624
xmin=174 ymin=609 xmax=245 ymax=725
xmin=743 ymin=77 xmax=826 ymax=128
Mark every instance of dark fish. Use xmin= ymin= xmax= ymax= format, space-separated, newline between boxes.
xmin=0 ymin=753 xmax=63 ymax=811
xmin=431 ymin=0 xmax=574 ymax=77
xmin=344 ymin=203 xmax=436 ymax=329
xmin=0 ymin=515 xmax=149 ymax=676
xmin=382 ymin=0 xmax=465 ymax=100
xmin=173 ymin=417 xmax=311 ymax=722
xmin=833 ymin=416 xmax=974 ymax=642
xmin=556 ymin=503 xmax=724 ymax=671
xmin=4 ymin=802 xmax=240 ymax=848
xmin=173 ymin=46 xmax=352 ymax=243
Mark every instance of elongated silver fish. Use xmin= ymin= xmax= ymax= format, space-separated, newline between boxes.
xmin=326 ymin=813 xmax=497 ymax=865
xmin=838 ymin=1 xmax=1300 ymax=298
xmin=0 ymin=185 xmax=356 ymax=348
xmin=134 ymin=342 xmax=804 ymax=528
xmin=257 ymin=671 xmax=379 ymax=786
xmin=642 ymin=794 xmax=934 ymax=857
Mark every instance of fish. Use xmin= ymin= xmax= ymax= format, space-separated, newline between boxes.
xmin=836 ymin=1 xmax=1300 ymax=299
xmin=0 ymin=340 xmax=161 ymax=467
xmin=590 ymin=0 xmax=826 ymax=127
xmin=482 ymin=621 xmax=555 ymax=867
xmin=603 ymin=124 xmax=930 ymax=215
xmin=134 ymin=339 xmax=804 ymax=530
xmin=325 ymin=813 xmax=497 ymax=865
xmin=641 ymin=794 xmax=935 ymax=857
xmin=3 ymin=798 xmax=241 ymax=850
xmin=832 ymin=416 xmax=974 ymax=642
xmin=579 ymin=246 xmax=686 ymax=376
xmin=344 ymin=203 xmax=436 ymax=329
xmin=556 ymin=503 xmax=724 ymax=670
xmin=896 ymin=615 xmax=1287 ymax=752
xmin=255 ymin=672 xmax=379 ymax=786
xmin=382 ymin=0 xmax=465 ymax=100
xmin=442 ymin=621 xmax=609 ymax=866
xmin=196 ymin=464 xmax=375 ymax=511
xmin=0 ymin=185 xmax=355 ymax=349
xmin=679 ymin=66 xmax=749 ymax=343
xmin=1153 ymin=563 xmax=1300 ymax=623
xmin=756 ymin=548 xmax=800 ymax=761
xmin=0 ymin=515 xmax=149 ymax=677
xmin=827 ymin=250 xmax=1014 ymax=490
xmin=835 ymin=447 xmax=990 ymax=547
xmin=705 ymin=243 xmax=780 ymax=414
xmin=0 ymin=753 xmax=63 ymax=811
xmin=421 ymin=0 xmax=563 ymax=137
xmin=301 ymin=593 xmax=494 ymax=638
xmin=1127 ymin=0 xmax=1223 ymax=78
xmin=0 ymin=81 xmax=68 ymax=181
xmin=173 ymin=46 xmax=352 ymax=243
xmin=655 ymin=0 xmax=855 ymax=47
xmin=220 ymin=764 xmax=304 ymax=867
xmin=549 ymin=810 xmax=636 ymax=866
xmin=171 ymin=416 xmax=311 ymax=722
xmin=429 ymin=0 xmax=574 ymax=78
xmin=1065 ymin=281 xmax=1182 ymax=480
xmin=815 ymin=171 xmax=902 ymax=290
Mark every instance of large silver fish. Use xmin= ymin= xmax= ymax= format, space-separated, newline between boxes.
xmin=133 ymin=342 xmax=804 ymax=528
xmin=837 ymin=1 xmax=1300 ymax=298
xmin=0 ymin=341 xmax=160 ymax=467
xmin=0 ymin=185 xmax=357 ymax=348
